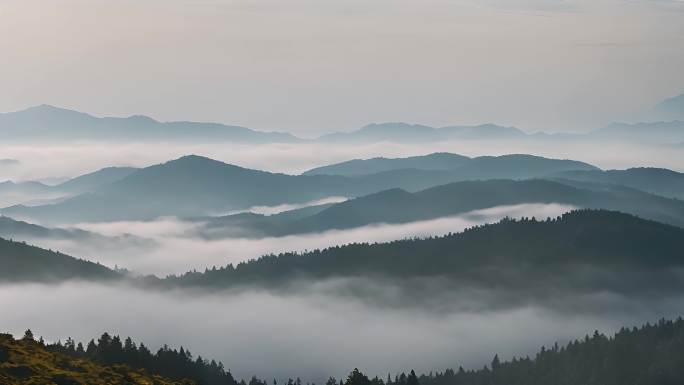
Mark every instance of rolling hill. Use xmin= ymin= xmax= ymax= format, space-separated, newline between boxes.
xmin=170 ymin=210 xmax=684 ymax=304
xmin=302 ymin=153 xmax=471 ymax=176
xmin=303 ymin=152 xmax=598 ymax=177
xmin=198 ymin=179 xmax=684 ymax=238
xmin=552 ymin=167 xmax=684 ymax=199
xmin=0 ymin=236 xmax=119 ymax=282
xmin=0 ymin=333 xmax=194 ymax=385
xmin=2 ymin=154 xmax=600 ymax=223
xmin=55 ymin=166 xmax=139 ymax=193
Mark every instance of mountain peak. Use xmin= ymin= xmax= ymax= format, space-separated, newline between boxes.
xmin=654 ymin=92 xmax=684 ymax=120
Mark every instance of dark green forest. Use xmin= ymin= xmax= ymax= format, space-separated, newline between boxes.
xmin=0 ymin=236 xmax=118 ymax=282
xmin=166 ymin=210 xmax=684 ymax=303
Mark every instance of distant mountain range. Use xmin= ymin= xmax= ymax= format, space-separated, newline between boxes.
xmin=654 ymin=92 xmax=684 ymax=120
xmin=552 ymin=167 xmax=684 ymax=199
xmin=304 ymin=152 xmax=597 ymax=176
xmin=1 ymin=154 xmax=600 ymax=223
xmin=590 ymin=121 xmax=684 ymax=144
xmin=0 ymin=166 xmax=138 ymax=207
xmin=0 ymin=105 xmax=299 ymax=143
xmin=198 ymin=179 xmax=684 ymax=238
xmin=317 ymin=122 xmax=526 ymax=142
xmin=2 ymin=104 xmax=684 ymax=144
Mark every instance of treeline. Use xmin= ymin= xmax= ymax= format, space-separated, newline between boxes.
xmin=43 ymin=331 xmax=240 ymax=385
xmin=31 ymin=317 xmax=684 ymax=385
xmin=165 ymin=210 xmax=684 ymax=291
xmin=416 ymin=317 xmax=684 ymax=385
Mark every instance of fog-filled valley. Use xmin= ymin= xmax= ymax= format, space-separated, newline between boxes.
xmin=4 ymin=280 xmax=684 ymax=383
xmin=3 ymin=111 xmax=684 ymax=383
xmin=3 ymin=1 xmax=684 ymax=382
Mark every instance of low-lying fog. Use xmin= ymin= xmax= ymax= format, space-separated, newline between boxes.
xmin=1 ymin=138 xmax=682 ymax=183
xmin=27 ymin=203 xmax=575 ymax=275
xmin=1 ymin=281 xmax=682 ymax=383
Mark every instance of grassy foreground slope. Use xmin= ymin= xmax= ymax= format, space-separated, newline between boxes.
xmin=0 ymin=333 xmax=191 ymax=385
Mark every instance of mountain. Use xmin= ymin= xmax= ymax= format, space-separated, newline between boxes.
xmin=303 ymin=153 xmax=471 ymax=176
xmin=0 ymin=215 xmax=153 ymax=251
xmin=55 ymin=166 xmax=139 ymax=193
xmin=1 ymin=154 xmax=600 ymax=223
xmin=0 ymin=166 xmax=141 ymax=207
xmin=552 ymin=167 xmax=684 ymax=199
xmin=0 ymin=235 xmax=119 ymax=282
xmin=0 ymin=180 xmax=59 ymax=207
xmin=0 ymin=333 xmax=194 ymax=385
xmin=168 ymin=210 xmax=684 ymax=302
xmin=0 ymin=159 xmax=19 ymax=166
xmin=0 ymin=155 xmax=359 ymax=223
xmin=199 ymin=179 xmax=684 ymax=238
xmin=317 ymin=122 xmax=525 ymax=142
xmin=0 ymin=105 xmax=300 ymax=143
xmin=591 ymin=121 xmax=684 ymax=144
xmin=304 ymin=153 xmax=597 ymax=177
xmin=654 ymin=92 xmax=684 ymax=120
xmin=0 ymin=181 xmax=51 ymax=195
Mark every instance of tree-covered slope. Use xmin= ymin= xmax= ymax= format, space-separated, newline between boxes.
xmin=10 ymin=318 xmax=684 ymax=385
xmin=0 ymin=236 xmax=119 ymax=282
xmin=0 ymin=333 xmax=192 ymax=384
xmin=169 ymin=210 xmax=684 ymax=299
xmin=414 ymin=318 xmax=684 ymax=385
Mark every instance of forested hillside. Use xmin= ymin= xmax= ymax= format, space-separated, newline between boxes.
xmin=0 ymin=236 xmax=118 ymax=282
xmin=167 ymin=210 xmax=684 ymax=306
xmin=0 ymin=332 xmax=191 ymax=384
xmin=9 ymin=318 xmax=684 ymax=385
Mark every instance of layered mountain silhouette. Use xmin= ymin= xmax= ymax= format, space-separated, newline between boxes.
xmin=0 ymin=105 xmax=299 ymax=143
xmin=168 ymin=210 xmax=684 ymax=305
xmin=5 ymin=104 xmax=684 ymax=145
xmin=1 ymin=154 xmax=601 ymax=223
xmin=55 ymin=166 xmax=138 ymax=193
xmin=591 ymin=120 xmax=684 ymax=144
xmin=317 ymin=122 xmax=525 ymax=142
xmin=552 ymin=167 xmax=684 ymax=199
xmin=5 ymin=209 xmax=684 ymax=302
xmin=304 ymin=152 xmax=597 ymax=176
xmin=0 ymin=215 xmax=152 ymax=250
xmin=0 ymin=166 xmax=140 ymax=207
xmin=654 ymin=92 xmax=684 ymax=120
xmin=198 ymin=179 xmax=684 ymax=238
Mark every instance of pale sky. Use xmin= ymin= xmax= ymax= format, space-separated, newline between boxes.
xmin=1 ymin=0 xmax=683 ymax=136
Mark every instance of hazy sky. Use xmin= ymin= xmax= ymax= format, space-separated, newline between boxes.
xmin=1 ymin=0 xmax=684 ymax=135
